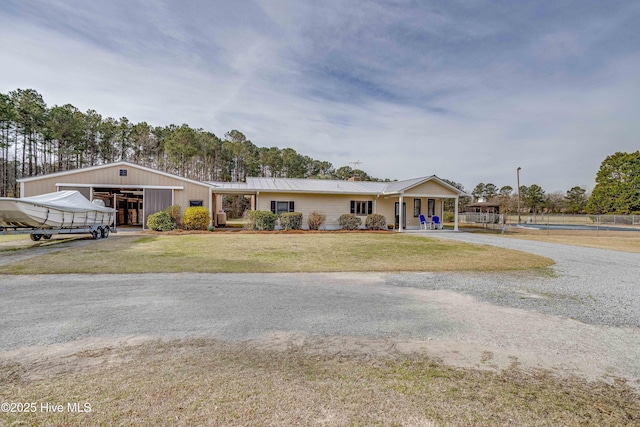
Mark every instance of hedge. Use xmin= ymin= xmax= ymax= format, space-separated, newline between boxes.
xmin=147 ymin=211 xmax=176 ymax=231
xmin=307 ymin=211 xmax=326 ymax=230
xmin=280 ymin=212 xmax=303 ymax=230
xmin=165 ymin=204 xmax=183 ymax=227
xmin=365 ymin=214 xmax=387 ymax=230
xmin=338 ymin=213 xmax=362 ymax=230
xmin=245 ymin=210 xmax=278 ymax=230
xmin=183 ymin=206 xmax=211 ymax=230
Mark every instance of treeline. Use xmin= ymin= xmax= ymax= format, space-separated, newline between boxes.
xmin=0 ymin=88 xmax=384 ymax=197
xmin=468 ymin=182 xmax=589 ymax=214
xmin=467 ymin=150 xmax=640 ymax=215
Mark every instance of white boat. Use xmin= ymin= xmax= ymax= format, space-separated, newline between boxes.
xmin=0 ymin=191 xmax=115 ymax=229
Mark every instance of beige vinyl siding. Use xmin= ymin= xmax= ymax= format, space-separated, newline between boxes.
xmin=21 ymin=164 xmax=204 ymax=197
xmin=376 ymin=198 xmax=396 ymax=227
xmin=257 ymin=192 xmax=380 ymax=229
xmin=172 ymin=187 xmax=211 ymax=213
xmin=21 ymin=164 xmax=210 ymax=207
xmin=255 ymin=192 xmax=446 ymax=230
xmin=403 ymin=180 xmax=458 ymax=197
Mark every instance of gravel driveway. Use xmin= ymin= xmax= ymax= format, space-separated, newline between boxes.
xmin=403 ymin=230 xmax=640 ymax=327
xmin=1 ymin=231 xmax=639 ymax=387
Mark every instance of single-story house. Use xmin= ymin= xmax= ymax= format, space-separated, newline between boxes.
xmin=209 ymin=175 xmax=464 ymax=231
xmin=18 ymin=161 xmax=465 ymax=231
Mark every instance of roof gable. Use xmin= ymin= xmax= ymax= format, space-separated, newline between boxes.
xmin=381 ymin=176 xmax=465 ymax=196
xmin=18 ymin=161 xmax=212 ymax=189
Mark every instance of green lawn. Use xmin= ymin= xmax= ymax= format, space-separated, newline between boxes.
xmin=0 ymin=232 xmax=554 ymax=274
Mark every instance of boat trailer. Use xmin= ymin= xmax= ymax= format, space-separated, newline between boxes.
xmin=0 ymin=224 xmax=115 ymax=241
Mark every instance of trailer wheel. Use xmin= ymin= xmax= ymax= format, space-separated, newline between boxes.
xmin=92 ymin=229 xmax=101 ymax=240
xmin=43 ymin=234 xmax=52 ymax=240
xmin=30 ymin=234 xmax=42 ymax=241
xmin=101 ymin=227 xmax=110 ymax=239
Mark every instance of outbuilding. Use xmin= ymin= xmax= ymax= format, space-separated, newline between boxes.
xmin=18 ymin=161 xmax=214 ymax=229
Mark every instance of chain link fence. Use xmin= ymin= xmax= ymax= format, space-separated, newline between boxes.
xmin=460 ymin=212 xmax=640 ymax=233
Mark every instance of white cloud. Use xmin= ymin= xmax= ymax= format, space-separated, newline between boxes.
xmin=1 ymin=1 xmax=639 ymax=193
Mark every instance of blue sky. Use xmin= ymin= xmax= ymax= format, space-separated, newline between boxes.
xmin=1 ymin=0 xmax=639 ymax=193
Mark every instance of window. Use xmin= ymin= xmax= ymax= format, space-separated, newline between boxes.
xmin=119 ymin=169 xmax=128 ymax=177
xmin=350 ymin=200 xmax=372 ymax=215
xmin=413 ymin=199 xmax=421 ymax=217
xmin=190 ymin=200 xmax=203 ymax=207
xmin=428 ymin=199 xmax=435 ymax=217
xmin=270 ymin=201 xmax=294 ymax=215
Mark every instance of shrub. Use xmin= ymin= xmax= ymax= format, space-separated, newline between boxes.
xmin=280 ymin=212 xmax=303 ymax=230
xmin=338 ymin=213 xmax=362 ymax=230
xmin=307 ymin=211 xmax=326 ymax=230
xmin=245 ymin=210 xmax=278 ymax=230
xmin=365 ymin=214 xmax=387 ymax=230
xmin=443 ymin=212 xmax=455 ymax=223
xmin=183 ymin=206 xmax=211 ymax=230
xmin=146 ymin=211 xmax=175 ymax=231
xmin=165 ymin=204 xmax=182 ymax=227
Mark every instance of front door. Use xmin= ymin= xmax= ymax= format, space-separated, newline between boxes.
xmin=394 ymin=202 xmax=406 ymax=229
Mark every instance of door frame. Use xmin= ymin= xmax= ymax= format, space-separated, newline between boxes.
xmin=394 ymin=201 xmax=406 ymax=229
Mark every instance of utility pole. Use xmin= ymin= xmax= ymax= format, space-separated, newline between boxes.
xmin=517 ymin=167 xmax=521 ymax=224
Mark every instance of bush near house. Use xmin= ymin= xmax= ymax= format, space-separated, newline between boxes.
xmin=365 ymin=214 xmax=387 ymax=230
xmin=307 ymin=211 xmax=326 ymax=230
xmin=147 ymin=211 xmax=176 ymax=231
xmin=338 ymin=214 xmax=362 ymax=230
xmin=280 ymin=212 xmax=303 ymax=230
xmin=165 ymin=204 xmax=183 ymax=227
xmin=245 ymin=210 xmax=278 ymax=230
xmin=183 ymin=207 xmax=211 ymax=230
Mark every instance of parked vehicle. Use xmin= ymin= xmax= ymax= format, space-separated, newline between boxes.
xmin=0 ymin=191 xmax=115 ymax=240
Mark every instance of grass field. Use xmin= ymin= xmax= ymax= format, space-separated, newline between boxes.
xmin=466 ymin=226 xmax=640 ymax=253
xmin=1 ymin=339 xmax=638 ymax=426
xmin=0 ymin=232 xmax=554 ymax=274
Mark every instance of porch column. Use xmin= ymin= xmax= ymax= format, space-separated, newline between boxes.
xmin=454 ymin=197 xmax=459 ymax=231
xmin=251 ymin=194 xmax=256 ymax=210
xmin=399 ymin=195 xmax=404 ymax=233
xmin=209 ymin=188 xmax=214 ymax=227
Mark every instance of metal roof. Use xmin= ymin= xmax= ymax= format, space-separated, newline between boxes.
xmin=245 ymin=177 xmax=386 ymax=194
xmin=206 ymin=175 xmax=465 ymax=196
xmin=382 ymin=176 xmax=432 ymax=194
xmin=206 ymin=181 xmax=250 ymax=190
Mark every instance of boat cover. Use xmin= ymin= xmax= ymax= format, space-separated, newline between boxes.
xmin=20 ymin=191 xmax=114 ymax=213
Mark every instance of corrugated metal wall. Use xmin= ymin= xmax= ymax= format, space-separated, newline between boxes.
xmin=143 ymin=189 xmax=173 ymax=228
